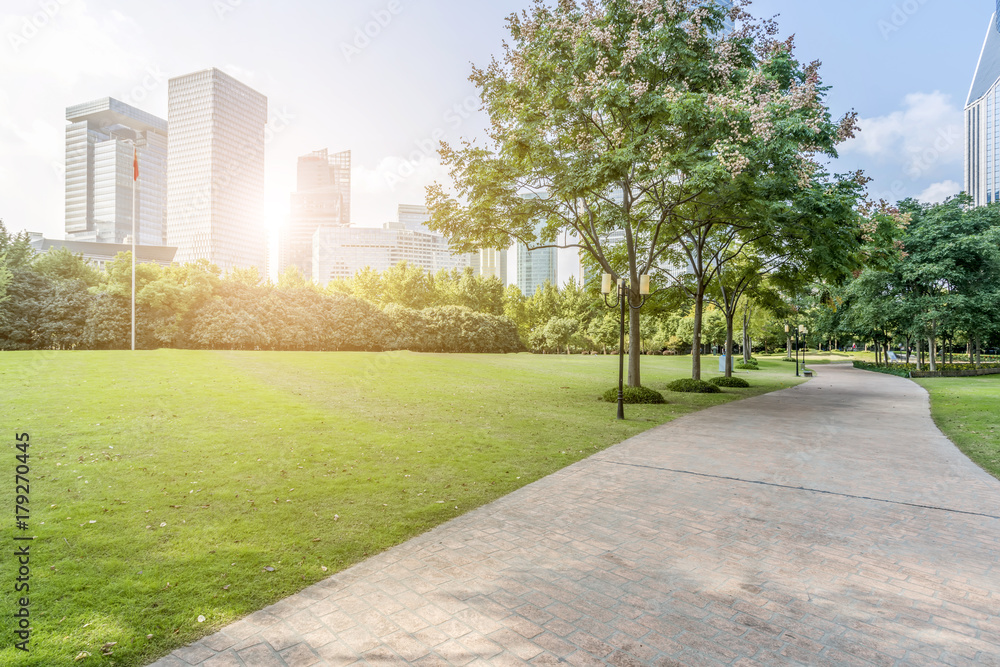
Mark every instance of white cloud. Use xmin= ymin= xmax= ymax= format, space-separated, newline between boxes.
xmin=918 ymin=180 xmax=961 ymax=204
xmin=841 ymin=91 xmax=963 ymax=181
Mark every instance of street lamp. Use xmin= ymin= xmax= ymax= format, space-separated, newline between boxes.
xmin=602 ymin=273 xmax=650 ymax=420
xmin=797 ymin=325 xmax=808 ymax=377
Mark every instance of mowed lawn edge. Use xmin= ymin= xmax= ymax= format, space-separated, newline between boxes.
xmin=0 ymin=350 xmax=803 ymax=667
xmin=912 ymin=375 xmax=1000 ymax=482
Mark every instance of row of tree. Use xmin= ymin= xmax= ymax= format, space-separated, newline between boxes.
xmin=427 ymin=0 xmax=903 ymax=382
xmin=0 ymin=225 xmax=520 ymax=354
xmin=805 ymin=197 xmax=1000 ymax=368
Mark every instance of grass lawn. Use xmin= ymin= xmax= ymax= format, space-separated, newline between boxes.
xmin=0 ymin=350 xmax=803 ymax=667
xmin=912 ymin=375 xmax=1000 ymax=481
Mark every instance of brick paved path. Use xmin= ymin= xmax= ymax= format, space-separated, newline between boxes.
xmin=150 ymin=365 xmax=1000 ymax=666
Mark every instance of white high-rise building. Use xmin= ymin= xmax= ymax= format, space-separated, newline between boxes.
xmin=966 ymin=2 xmax=1000 ymax=206
xmin=64 ymin=98 xmax=167 ymax=245
xmin=167 ymin=68 xmax=268 ymax=272
xmin=312 ymin=224 xmax=472 ymax=284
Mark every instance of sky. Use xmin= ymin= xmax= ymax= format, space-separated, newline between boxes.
xmin=0 ymin=0 xmax=992 ymax=249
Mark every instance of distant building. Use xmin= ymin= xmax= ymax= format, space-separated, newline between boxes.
xmin=397 ymin=204 xmax=431 ymax=233
xmin=514 ymin=234 xmax=557 ymax=297
xmin=477 ymin=248 xmax=508 ymax=283
xmin=64 ymin=97 xmax=167 ymax=246
xmin=167 ymin=68 xmax=268 ymax=272
xmin=279 ymin=149 xmax=351 ymax=278
xmin=966 ymin=3 xmax=1000 ymax=206
xmin=28 ymin=232 xmax=176 ymax=270
xmin=312 ymin=223 xmax=472 ymax=284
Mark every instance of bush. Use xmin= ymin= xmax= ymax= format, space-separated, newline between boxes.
xmin=852 ymin=361 xmax=911 ymax=378
xmin=709 ymin=376 xmax=750 ymax=388
xmin=601 ymin=386 xmax=666 ymax=404
xmin=782 ymin=357 xmax=797 ymax=362
xmin=735 ymin=359 xmax=759 ymax=370
xmin=665 ymin=378 xmax=721 ymax=393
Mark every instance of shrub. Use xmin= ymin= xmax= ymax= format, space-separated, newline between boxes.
xmin=709 ymin=376 xmax=750 ymax=388
xmin=601 ymin=386 xmax=666 ymax=404
xmin=782 ymin=357 xmax=797 ymax=362
xmin=852 ymin=361 xmax=910 ymax=378
xmin=735 ymin=359 xmax=759 ymax=370
xmin=665 ymin=378 xmax=721 ymax=393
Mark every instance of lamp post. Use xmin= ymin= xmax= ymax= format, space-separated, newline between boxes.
xmin=798 ymin=324 xmax=808 ymax=376
xmin=602 ymin=273 xmax=650 ymax=420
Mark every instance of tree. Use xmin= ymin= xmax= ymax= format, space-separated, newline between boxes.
xmin=427 ymin=0 xmax=864 ymax=385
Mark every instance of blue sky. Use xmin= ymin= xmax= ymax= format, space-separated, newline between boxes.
xmin=0 ymin=0 xmax=991 ymax=242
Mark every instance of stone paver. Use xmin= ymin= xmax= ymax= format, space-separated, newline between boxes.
xmin=152 ymin=365 xmax=1000 ymax=666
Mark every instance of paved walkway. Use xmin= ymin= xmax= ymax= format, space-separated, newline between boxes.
xmin=150 ymin=365 xmax=1000 ymax=666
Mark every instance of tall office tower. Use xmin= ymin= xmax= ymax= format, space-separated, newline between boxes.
xmin=64 ymin=98 xmax=167 ymax=245
xmin=515 ymin=238 xmax=557 ymax=297
xmin=279 ymin=149 xmax=351 ymax=276
xmin=167 ymin=68 xmax=268 ymax=272
xmin=966 ymin=2 xmax=1000 ymax=206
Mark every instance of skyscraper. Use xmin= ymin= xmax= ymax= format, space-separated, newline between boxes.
xmin=279 ymin=149 xmax=351 ymax=277
xmin=966 ymin=2 xmax=1000 ymax=206
xmin=64 ymin=98 xmax=167 ymax=245
xmin=167 ymin=68 xmax=268 ymax=272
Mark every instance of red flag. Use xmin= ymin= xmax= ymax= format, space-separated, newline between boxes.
xmin=133 ymin=148 xmax=138 ymax=181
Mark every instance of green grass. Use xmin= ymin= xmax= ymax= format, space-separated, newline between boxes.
xmin=0 ymin=350 xmax=804 ymax=666
xmin=912 ymin=375 xmax=1000 ymax=481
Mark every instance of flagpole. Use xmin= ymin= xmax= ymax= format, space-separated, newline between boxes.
xmin=132 ymin=146 xmax=137 ymax=352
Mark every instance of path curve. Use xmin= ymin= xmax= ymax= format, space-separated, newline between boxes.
xmin=151 ymin=365 xmax=1000 ymax=667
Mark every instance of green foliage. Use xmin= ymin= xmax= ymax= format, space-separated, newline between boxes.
xmin=384 ymin=305 xmax=521 ymax=354
xmin=665 ymin=378 xmax=722 ymax=394
xmin=32 ymin=246 xmax=102 ymax=286
xmin=852 ymin=361 xmax=911 ymax=378
xmin=601 ymin=385 xmax=666 ymax=404
xmin=735 ymin=358 xmax=759 ymax=370
xmin=709 ymin=376 xmax=751 ymax=388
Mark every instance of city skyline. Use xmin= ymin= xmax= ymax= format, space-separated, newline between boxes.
xmin=0 ymin=1 xmax=990 ymax=251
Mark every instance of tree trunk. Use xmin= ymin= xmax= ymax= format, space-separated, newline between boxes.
xmin=976 ymin=336 xmax=982 ymax=366
xmin=969 ymin=339 xmax=974 ymax=364
xmin=905 ymin=336 xmax=911 ymax=365
xmin=786 ymin=336 xmax=792 ymax=360
xmin=691 ymin=288 xmax=705 ymax=381
xmin=724 ymin=313 xmax=735 ymax=378
xmin=627 ymin=291 xmax=641 ymax=387
xmin=928 ymin=322 xmax=937 ymax=372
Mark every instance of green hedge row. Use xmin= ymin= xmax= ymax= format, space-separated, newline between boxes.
xmin=852 ymin=361 xmax=912 ymax=378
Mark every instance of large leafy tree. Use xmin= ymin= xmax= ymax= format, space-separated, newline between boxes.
xmin=427 ymin=0 xmax=863 ymax=385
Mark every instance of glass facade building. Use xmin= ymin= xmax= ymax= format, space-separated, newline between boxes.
xmin=167 ymin=68 xmax=268 ymax=273
xmin=279 ymin=149 xmax=351 ymax=277
xmin=966 ymin=2 xmax=1000 ymax=206
xmin=64 ymin=98 xmax=167 ymax=245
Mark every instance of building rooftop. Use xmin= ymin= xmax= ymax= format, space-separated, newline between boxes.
xmin=65 ymin=97 xmax=167 ymax=133
xmin=968 ymin=12 xmax=1000 ymax=107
